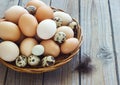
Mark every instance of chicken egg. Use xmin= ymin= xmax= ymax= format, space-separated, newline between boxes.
xmin=35 ymin=5 xmax=54 ymax=22
xmin=40 ymin=40 xmax=60 ymax=57
xmin=20 ymin=38 xmax=38 ymax=57
xmin=57 ymin=26 xmax=74 ymax=39
xmin=61 ymin=38 xmax=79 ymax=54
xmin=18 ymin=14 xmax=38 ymax=37
xmin=26 ymin=0 xmax=46 ymax=9
xmin=37 ymin=19 xmax=56 ymax=39
xmin=54 ymin=11 xmax=72 ymax=25
xmin=4 ymin=5 xmax=28 ymax=23
xmin=0 ymin=41 xmax=19 ymax=62
xmin=0 ymin=21 xmax=21 ymax=41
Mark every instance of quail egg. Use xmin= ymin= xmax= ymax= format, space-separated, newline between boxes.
xmin=25 ymin=6 xmax=37 ymax=15
xmin=15 ymin=55 xmax=27 ymax=67
xmin=42 ymin=56 xmax=55 ymax=67
xmin=68 ymin=21 xmax=77 ymax=29
xmin=28 ymin=55 xmax=40 ymax=66
xmin=54 ymin=32 xmax=66 ymax=43
xmin=53 ymin=17 xmax=62 ymax=27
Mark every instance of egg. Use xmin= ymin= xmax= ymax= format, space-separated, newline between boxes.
xmin=40 ymin=40 xmax=60 ymax=57
xmin=35 ymin=5 xmax=54 ymax=22
xmin=19 ymin=14 xmax=38 ymax=37
xmin=42 ymin=56 xmax=55 ymax=67
xmin=28 ymin=55 xmax=40 ymax=66
xmin=54 ymin=11 xmax=72 ymax=25
xmin=68 ymin=21 xmax=77 ymax=29
xmin=57 ymin=26 xmax=74 ymax=39
xmin=0 ymin=41 xmax=19 ymax=62
xmin=54 ymin=32 xmax=66 ymax=43
xmin=37 ymin=19 xmax=56 ymax=39
xmin=20 ymin=38 xmax=38 ymax=57
xmin=16 ymin=55 xmax=27 ymax=67
xmin=4 ymin=6 xmax=28 ymax=23
xmin=61 ymin=38 xmax=79 ymax=54
xmin=32 ymin=45 xmax=44 ymax=56
xmin=25 ymin=6 xmax=37 ymax=15
xmin=0 ymin=21 xmax=21 ymax=41
xmin=26 ymin=0 xmax=46 ymax=9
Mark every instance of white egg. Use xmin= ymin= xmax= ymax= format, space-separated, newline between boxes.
xmin=32 ymin=45 xmax=44 ymax=56
xmin=0 ymin=41 xmax=19 ymax=62
xmin=37 ymin=19 xmax=57 ymax=39
xmin=54 ymin=11 xmax=72 ymax=25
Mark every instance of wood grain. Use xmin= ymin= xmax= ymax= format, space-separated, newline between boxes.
xmin=80 ymin=0 xmax=118 ymax=85
xmin=0 ymin=0 xmax=19 ymax=85
xmin=109 ymin=0 xmax=120 ymax=84
xmin=43 ymin=0 xmax=80 ymax=85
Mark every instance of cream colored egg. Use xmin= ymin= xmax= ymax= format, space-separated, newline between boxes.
xmin=26 ymin=0 xmax=46 ymax=9
xmin=54 ymin=11 xmax=72 ymax=25
xmin=37 ymin=19 xmax=57 ymax=39
xmin=61 ymin=38 xmax=79 ymax=54
xmin=5 ymin=5 xmax=28 ymax=23
xmin=0 ymin=21 xmax=21 ymax=41
xmin=40 ymin=40 xmax=60 ymax=57
xmin=20 ymin=38 xmax=38 ymax=57
xmin=57 ymin=26 xmax=74 ymax=39
xmin=19 ymin=14 xmax=38 ymax=37
xmin=0 ymin=41 xmax=19 ymax=62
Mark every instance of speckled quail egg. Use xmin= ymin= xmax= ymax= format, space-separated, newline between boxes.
xmin=53 ymin=17 xmax=62 ymax=27
xmin=28 ymin=55 xmax=40 ymax=66
xmin=68 ymin=21 xmax=77 ymax=29
xmin=15 ymin=55 xmax=27 ymax=67
xmin=54 ymin=32 xmax=66 ymax=43
xmin=25 ymin=6 xmax=37 ymax=15
xmin=42 ymin=56 xmax=55 ymax=67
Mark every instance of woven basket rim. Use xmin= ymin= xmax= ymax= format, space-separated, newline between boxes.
xmin=0 ymin=7 xmax=83 ymax=73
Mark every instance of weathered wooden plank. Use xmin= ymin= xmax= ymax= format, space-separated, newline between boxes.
xmin=80 ymin=0 xmax=118 ymax=85
xmin=4 ymin=0 xmax=50 ymax=85
xmin=43 ymin=0 xmax=80 ymax=85
xmin=0 ymin=0 xmax=19 ymax=84
xmin=109 ymin=0 xmax=120 ymax=84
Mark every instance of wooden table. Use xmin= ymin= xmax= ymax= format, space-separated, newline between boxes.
xmin=0 ymin=0 xmax=120 ymax=85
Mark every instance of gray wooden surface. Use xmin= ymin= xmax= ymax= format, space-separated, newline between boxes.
xmin=0 ymin=0 xmax=119 ymax=85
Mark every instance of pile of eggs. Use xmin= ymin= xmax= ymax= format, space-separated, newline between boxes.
xmin=0 ymin=0 xmax=79 ymax=68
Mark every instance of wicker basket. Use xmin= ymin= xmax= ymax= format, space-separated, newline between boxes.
xmin=0 ymin=8 xmax=83 ymax=73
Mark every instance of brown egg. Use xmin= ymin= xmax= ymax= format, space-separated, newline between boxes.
xmin=35 ymin=5 xmax=54 ymax=22
xmin=0 ymin=21 xmax=21 ymax=41
xmin=57 ymin=26 xmax=74 ymax=39
xmin=61 ymin=38 xmax=79 ymax=54
xmin=26 ymin=0 xmax=46 ymax=9
xmin=19 ymin=14 xmax=38 ymax=37
xmin=20 ymin=38 xmax=38 ymax=57
xmin=4 ymin=6 xmax=28 ymax=23
xmin=40 ymin=40 xmax=60 ymax=57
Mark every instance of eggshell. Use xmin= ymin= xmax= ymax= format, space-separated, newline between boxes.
xmin=26 ymin=0 xmax=46 ymax=9
xmin=40 ymin=40 xmax=60 ymax=57
xmin=19 ymin=14 xmax=38 ymax=37
xmin=4 ymin=6 xmax=28 ymax=23
xmin=54 ymin=11 xmax=72 ymax=25
xmin=57 ymin=26 xmax=74 ymax=39
xmin=20 ymin=38 xmax=38 ymax=57
xmin=0 ymin=41 xmax=19 ymax=62
xmin=61 ymin=38 xmax=79 ymax=54
xmin=37 ymin=19 xmax=56 ymax=39
xmin=0 ymin=21 xmax=21 ymax=41
xmin=35 ymin=5 xmax=54 ymax=22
